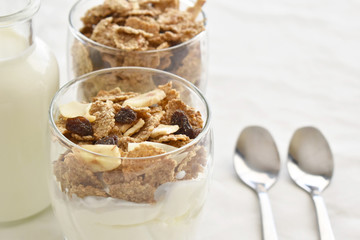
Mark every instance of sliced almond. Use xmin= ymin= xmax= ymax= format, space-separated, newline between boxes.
xmin=123 ymin=89 xmax=166 ymax=108
xmin=59 ymin=101 xmax=96 ymax=122
xmin=119 ymin=123 xmax=133 ymax=133
xmin=150 ymin=124 xmax=179 ymax=138
xmin=73 ymin=145 xmax=121 ymax=172
xmin=124 ymin=118 xmax=145 ymax=136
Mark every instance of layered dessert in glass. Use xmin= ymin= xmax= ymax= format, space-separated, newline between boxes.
xmin=49 ymin=67 xmax=213 ymax=240
xmin=68 ymin=0 xmax=208 ymax=90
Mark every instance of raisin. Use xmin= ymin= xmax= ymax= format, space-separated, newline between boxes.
xmin=66 ymin=116 xmax=93 ymax=136
xmin=171 ymin=110 xmax=197 ymax=139
xmin=115 ymin=108 xmax=137 ymax=124
xmin=193 ymin=128 xmax=202 ymax=138
xmin=95 ymin=135 xmax=119 ymax=145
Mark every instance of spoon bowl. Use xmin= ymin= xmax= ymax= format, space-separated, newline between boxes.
xmin=234 ymin=126 xmax=280 ymax=190
xmin=288 ymin=126 xmax=333 ymax=193
xmin=287 ymin=126 xmax=335 ymax=240
xmin=234 ymin=126 xmax=280 ymax=240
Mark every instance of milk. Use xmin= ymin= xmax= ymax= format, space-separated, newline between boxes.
xmin=0 ymin=29 xmax=59 ymax=222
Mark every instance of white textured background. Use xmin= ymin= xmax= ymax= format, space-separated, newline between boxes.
xmin=1 ymin=0 xmax=360 ymax=239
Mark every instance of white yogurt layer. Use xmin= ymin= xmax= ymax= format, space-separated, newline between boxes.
xmin=50 ymin=175 xmax=209 ymax=240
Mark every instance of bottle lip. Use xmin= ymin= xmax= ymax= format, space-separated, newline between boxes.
xmin=0 ymin=0 xmax=40 ymax=27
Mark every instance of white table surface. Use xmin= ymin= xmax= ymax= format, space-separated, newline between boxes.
xmin=1 ymin=0 xmax=360 ymax=239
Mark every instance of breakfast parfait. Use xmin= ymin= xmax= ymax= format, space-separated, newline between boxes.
xmin=49 ymin=67 xmax=212 ymax=240
xmin=69 ymin=0 xmax=208 ymax=90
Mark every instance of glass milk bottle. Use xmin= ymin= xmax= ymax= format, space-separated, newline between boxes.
xmin=0 ymin=0 xmax=59 ymax=222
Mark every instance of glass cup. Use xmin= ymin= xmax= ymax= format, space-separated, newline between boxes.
xmin=49 ymin=67 xmax=213 ymax=240
xmin=67 ymin=0 xmax=208 ymax=91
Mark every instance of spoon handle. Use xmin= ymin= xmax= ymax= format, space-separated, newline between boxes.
xmin=257 ymin=187 xmax=279 ymax=240
xmin=311 ymin=191 xmax=335 ymax=240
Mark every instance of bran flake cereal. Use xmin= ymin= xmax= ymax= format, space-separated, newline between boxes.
xmin=54 ymin=82 xmax=207 ymax=203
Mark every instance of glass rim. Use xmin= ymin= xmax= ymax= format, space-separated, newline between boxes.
xmin=49 ymin=67 xmax=211 ymax=160
xmin=0 ymin=0 xmax=40 ymax=27
xmin=68 ymin=0 xmax=207 ymax=54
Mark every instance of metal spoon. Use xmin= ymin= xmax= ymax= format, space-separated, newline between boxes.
xmin=287 ymin=126 xmax=335 ymax=240
xmin=234 ymin=126 xmax=280 ymax=240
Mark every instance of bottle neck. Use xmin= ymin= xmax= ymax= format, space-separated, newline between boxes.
xmin=0 ymin=0 xmax=39 ymax=59
xmin=0 ymin=20 xmax=34 ymax=59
